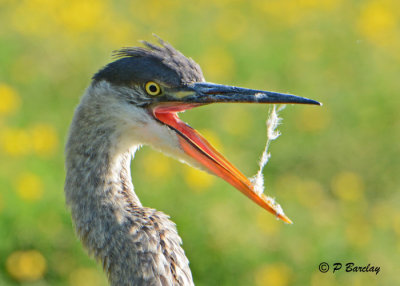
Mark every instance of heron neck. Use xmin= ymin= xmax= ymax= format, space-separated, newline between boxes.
xmin=64 ymin=110 xmax=146 ymax=280
xmin=65 ymin=138 xmax=141 ymax=211
xmin=64 ymin=106 xmax=193 ymax=285
xmin=64 ymin=120 xmax=143 ymax=240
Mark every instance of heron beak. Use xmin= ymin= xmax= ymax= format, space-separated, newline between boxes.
xmin=152 ymin=82 xmax=321 ymax=224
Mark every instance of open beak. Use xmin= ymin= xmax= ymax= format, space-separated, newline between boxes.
xmin=151 ymin=82 xmax=321 ymax=224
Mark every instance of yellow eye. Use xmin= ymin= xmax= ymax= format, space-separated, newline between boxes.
xmin=145 ymin=81 xmax=162 ymax=96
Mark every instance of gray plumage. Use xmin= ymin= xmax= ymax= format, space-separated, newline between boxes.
xmin=65 ymin=40 xmax=199 ymax=286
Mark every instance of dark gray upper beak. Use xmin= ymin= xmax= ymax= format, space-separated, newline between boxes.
xmin=181 ymin=82 xmax=321 ymax=105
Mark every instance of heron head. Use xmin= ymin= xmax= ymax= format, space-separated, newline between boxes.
xmin=89 ymin=37 xmax=320 ymax=223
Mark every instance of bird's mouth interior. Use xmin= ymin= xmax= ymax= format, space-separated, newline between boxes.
xmin=151 ymin=103 xmax=292 ymax=223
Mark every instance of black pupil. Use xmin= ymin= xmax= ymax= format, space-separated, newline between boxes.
xmin=149 ymin=84 xmax=158 ymax=93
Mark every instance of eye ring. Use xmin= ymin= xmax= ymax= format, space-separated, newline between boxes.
xmin=145 ymin=81 xmax=162 ymax=96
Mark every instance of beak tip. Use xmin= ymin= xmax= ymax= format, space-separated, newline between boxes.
xmin=310 ymin=99 xmax=323 ymax=106
xmin=279 ymin=214 xmax=293 ymax=224
xmin=303 ymin=98 xmax=322 ymax=106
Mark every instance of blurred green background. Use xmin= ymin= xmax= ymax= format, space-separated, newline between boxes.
xmin=1 ymin=0 xmax=399 ymax=285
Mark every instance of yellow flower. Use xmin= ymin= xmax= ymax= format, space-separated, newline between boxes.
xmin=253 ymin=0 xmax=341 ymax=27
xmin=69 ymin=267 xmax=106 ymax=286
xmin=11 ymin=0 xmax=110 ymax=38
xmin=59 ymin=0 xmax=107 ymax=34
xmin=255 ymin=263 xmax=292 ymax=286
xmin=198 ymin=47 xmax=235 ymax=82
xmin=142 ymin=151 xmax=172 ymax=179
xmin=0 ymin=127 xmax=31 ymax=156
xmin=184 ymin=167 xmax=214 ymax=192
xmin=6 ymin=250 xmax=47 ymax=282
xmin=298 ymin=0 xmax=341 ymax=10
xmin=11 ymin=0 xmax=60 ymax=37
xmin=331 ymin=171 xmax=365 ymax=202
xmin=30 ymin=123 xmax=58 ymax=156
xmin=0 ymin=83 xmax=21 ymax=116
xmin=102 ymin=19 xmax=137 ymax=47
xmin=357 ymin=1 xmax=398 ymax=47
xmin=130 ymin=0 xmax=180 ymax=25
xmin=0 ymin=123 xmax=57 ymax=157
xmin=15 ymin=172 xmax=44 ymax=201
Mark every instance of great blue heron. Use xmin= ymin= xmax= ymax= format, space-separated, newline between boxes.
xmin=65 ymin=37 xmax=320 ymax=286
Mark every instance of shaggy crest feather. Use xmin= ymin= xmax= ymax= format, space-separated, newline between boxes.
xmin=113 ymin=36 xmax=204 ymax=84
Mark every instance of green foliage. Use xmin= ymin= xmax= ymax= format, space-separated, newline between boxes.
xmin=0 ymin=0 xmax=399 ymax=285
